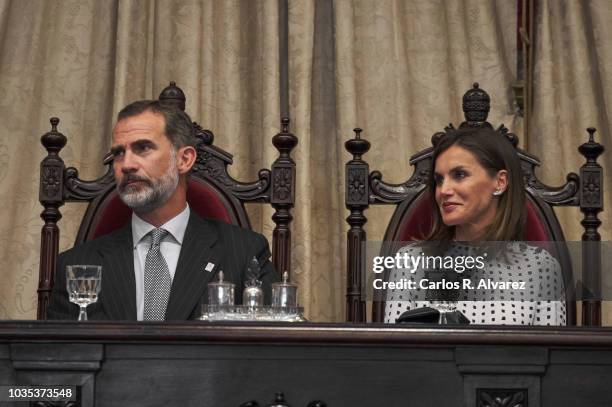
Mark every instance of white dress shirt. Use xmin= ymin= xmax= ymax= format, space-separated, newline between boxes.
xmin=132 ymin=205 xmax=190 ymax=321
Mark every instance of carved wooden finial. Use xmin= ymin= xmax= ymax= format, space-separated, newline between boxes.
xmin=345 ymin=128 xmax=370 ymax=160
xmin=579 ymin=127 xmax=604 ymax=163
xmin=158 ymin=81 xmax=186 ymax=111
xmin=41 ymin=117 xmax=67 ymax=154
xmin=461 ymin=83 xmax=491 ymax=128
xmin=273 ymin=118 xmax=298 ymax=155
xmin=50 ymin=117 xmax=59 ymax=130
xmin=281 ymin=117 xmax=290 ymax=133
xmin=587 ymin=127 xmax=597 ymax=143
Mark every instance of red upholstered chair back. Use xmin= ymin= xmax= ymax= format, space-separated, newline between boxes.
xmin=38 ymin=82 xmax=298 ymax=319
xmin=383 ymin=192 xmax=569 ymax=298
xmin=76 ymin=178 xmax=240 ymax=243
xmin=389 ymin=193 xmax=552 ymax=243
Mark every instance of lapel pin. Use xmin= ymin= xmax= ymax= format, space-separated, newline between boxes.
xmin=204 ymin=262 xmax=215 ymax=272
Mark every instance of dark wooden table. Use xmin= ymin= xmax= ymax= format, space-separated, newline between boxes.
xmin=1 ymin=321 xmax=612 ymax=407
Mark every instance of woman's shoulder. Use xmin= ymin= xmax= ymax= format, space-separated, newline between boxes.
xmin=396 ymin=241 xmax=427 ymax=256
xmin=504 ymin=242 xmax=563 ymax=277
xmin=506 ymin=242 xmax=559 ymax=261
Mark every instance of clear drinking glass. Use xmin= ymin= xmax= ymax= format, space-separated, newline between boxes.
xmin=66 ymin=265 xmax=102 ymax=321
xmin=430 ymin=301 xmax=458 ymax=324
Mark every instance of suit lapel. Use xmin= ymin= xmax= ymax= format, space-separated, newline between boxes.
xmin=97 ymin=224 xmax=137 ymax=320
xmin=165 ymin=213 xmax=220 ymax=320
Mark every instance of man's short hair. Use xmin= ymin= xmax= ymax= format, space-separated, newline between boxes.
xmin=117 ymin=100 xmax=197 ymax=148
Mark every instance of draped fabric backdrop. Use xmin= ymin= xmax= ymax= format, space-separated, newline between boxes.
xmin=530 ymin=0 xmax=612 ymax=323
xmin=0 ymin=0 xmax=610 ymax=323
xmin=0 ymin=0 xmax=280 ymax=319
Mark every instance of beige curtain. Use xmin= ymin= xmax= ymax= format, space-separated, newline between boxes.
xmin=288 ymin=0 xmax=346 ymax=321
xmin=288 ymin=0 xmax=518 ymax=321
xmin=0 ymin=0 xmax=279 ymax=319
xmin=530 ymin=0 xmax=612 ymax=323
xmin=0 ymin=0 xmax=118 ymax=319
xmin=334 ymin=0 xmax=518 ymax=247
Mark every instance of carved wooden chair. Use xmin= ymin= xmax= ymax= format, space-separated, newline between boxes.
xmin=38 ymin=82 xmax=297 ymax=319
xmin=345 ymin=83 xmax=604 ymax=326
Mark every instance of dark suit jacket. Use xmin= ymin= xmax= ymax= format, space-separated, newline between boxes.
xmin=48 ymin=212 xmax=279 ymax=320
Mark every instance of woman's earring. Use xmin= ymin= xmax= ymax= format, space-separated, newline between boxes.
xmin=492 ymin=189 xmax=503 ymax=196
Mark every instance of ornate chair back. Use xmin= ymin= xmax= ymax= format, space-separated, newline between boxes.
xmin=344 ymin=83 xmax=604 ymax=325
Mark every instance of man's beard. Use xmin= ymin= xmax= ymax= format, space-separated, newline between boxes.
xmin=117 ymin=152 xmax=179 ymax=213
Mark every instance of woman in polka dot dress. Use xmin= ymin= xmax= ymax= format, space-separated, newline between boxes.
xmin=384 ymin=127 xmax=566 ymax=326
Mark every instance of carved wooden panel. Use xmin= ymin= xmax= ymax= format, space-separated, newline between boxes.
xmin=271 ymin=165 xmax=294 ymax=204
xmin=477 ymin=389 xmax=527 ymax=407
xmin=580 ymin=168 xmax=603 ymax=208
xmin=40 ymin=165 xmax=63 ymax=201
xmin=30 ymin=400 xmax=78 ymax=407
xmin=346 ymin=166 xmax=368 ymax=205
xmin=239 ymin=392 xmax=327 ymax=407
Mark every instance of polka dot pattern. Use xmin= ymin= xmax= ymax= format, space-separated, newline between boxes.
xmin=384 ymin=243 xmax=567 ymax=326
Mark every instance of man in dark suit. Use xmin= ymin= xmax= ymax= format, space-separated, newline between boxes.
xmin=48 ymin=100 xmax=278 ymax=320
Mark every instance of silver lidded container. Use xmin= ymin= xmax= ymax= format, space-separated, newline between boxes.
xmin=207 ymin=270 xmax=235 ymax=306
xmin=272 ymin=271 xmax=298 ymax=308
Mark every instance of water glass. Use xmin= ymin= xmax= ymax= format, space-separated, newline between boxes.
xmin=66 ymin=265 xmax=102 ymax=321
xmin=430 ymin=301 xmax=458 ymax=324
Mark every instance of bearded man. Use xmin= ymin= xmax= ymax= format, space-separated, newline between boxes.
xmin=48 ymin=100 xmax=278 ymax=321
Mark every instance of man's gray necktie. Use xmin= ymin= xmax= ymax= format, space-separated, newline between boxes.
xmin=143 ymin=228 xmax=171 ymax=320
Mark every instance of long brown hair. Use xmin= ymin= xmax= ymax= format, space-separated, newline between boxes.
xmin=426 ymin=127 xmax=526 ymax=242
